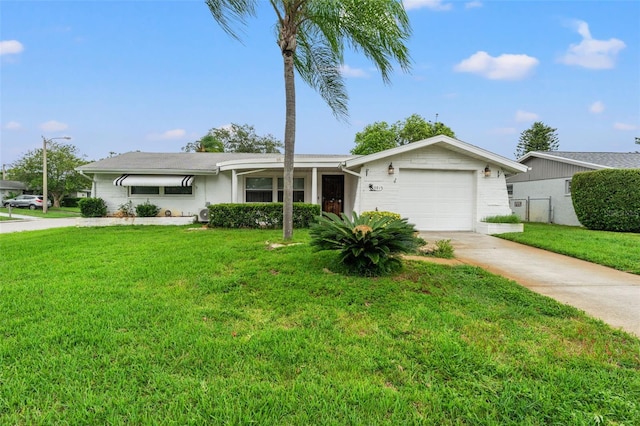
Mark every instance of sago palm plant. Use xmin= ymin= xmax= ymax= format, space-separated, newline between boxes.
xmin=310 ymin=212 xmax=424 ymax=276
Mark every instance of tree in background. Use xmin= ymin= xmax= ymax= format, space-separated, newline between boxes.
xmin=515 ymin=121 xmax=559 ymax=158
xmin=351 ymin=114 xmax=455 ymax=155
xmin=8 ymin=141 xmax=89 ymax=208
xmin=182 ymin=124 xmax=282 ymax=153
xmin=206 ymin=0 xmax=412 ymax=240
xmin=182 ymin=134 xmax=224 ymax=153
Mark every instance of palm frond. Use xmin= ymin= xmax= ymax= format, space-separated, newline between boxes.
xmin=205 ymin=0 xmax=258 ymax=41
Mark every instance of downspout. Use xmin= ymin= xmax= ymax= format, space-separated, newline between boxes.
xmin=78 ymin=170 xmax=96 ymax=197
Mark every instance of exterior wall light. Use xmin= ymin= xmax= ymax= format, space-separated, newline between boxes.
xmin=484 ymin=166 xmax=491 ymax=178
xmin=388 ymin=162 xmax=395 ymax=175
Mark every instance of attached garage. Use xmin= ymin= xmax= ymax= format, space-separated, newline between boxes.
xmin=398 ymin=169 xmax=475 ymax=231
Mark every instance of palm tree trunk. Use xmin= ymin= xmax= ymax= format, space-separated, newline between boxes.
xmin=282 ymin=48 xmax=296 ymax=240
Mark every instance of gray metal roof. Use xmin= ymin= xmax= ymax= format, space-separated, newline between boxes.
xmin=0 ymin=180 xmax=27 ymax=190
xmin=78 ymin=151 xmax=354 ymax=173
xmin=526 ymin=151 xmax=640 ymax=169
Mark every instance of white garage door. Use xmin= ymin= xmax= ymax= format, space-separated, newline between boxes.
xmin=398 ymin=170 xmax=474 ymax=231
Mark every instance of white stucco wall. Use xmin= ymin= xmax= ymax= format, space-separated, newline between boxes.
xmin=510 ymin=178 xmax=581 ymax=226
xmin=353 ymin=145 xmax=513 ymax=229
xmin=92 ymin=174 xmax=224 ymax=217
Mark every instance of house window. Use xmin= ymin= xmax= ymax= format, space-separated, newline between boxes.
xmin=131 ymin=186 xmax=160 ymax=195
xmin=246 ymin=177 xmax=273 ymax=202
xmin=565 ymin=179 xmax=572 ymax=195
xmin=164 ymin=186 xmax=193 ymax=195
xmin=507 ymin=184 xmax=513 ymax=197
xmin=277 ymin=178 xmax=305 ymax=202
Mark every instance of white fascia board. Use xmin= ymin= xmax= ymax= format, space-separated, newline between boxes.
xmin=344 ymin=135 xmax=529 ymax=174
xmin=75 ymin=167 xmax=219 ymax=175
xmin=518 ymin=152 xmax=609 ymax=170
xmin=217 ymin=158 xmax=347 ymax=172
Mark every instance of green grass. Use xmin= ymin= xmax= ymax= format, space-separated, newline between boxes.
xmin=0 ymin=206 xmax=81 ymax=218
xmin=1 ymin=226 xmax=639 ymax=424
xmin=498 ymin=223 xmax=640 ymax=274
xmin=0 ymin=215 xmax=19 ymax=221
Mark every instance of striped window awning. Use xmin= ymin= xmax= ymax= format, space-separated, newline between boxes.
xmin=113 ymin=175 xmax=194 ymax=187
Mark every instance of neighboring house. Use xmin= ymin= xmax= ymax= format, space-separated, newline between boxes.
xmin=507 ymin=151 xmax=640 ymax=226
xmin=0 ymin=180 xmax=27 ymax=204
xmin=77 ymin=135 xmax=528 ymax=231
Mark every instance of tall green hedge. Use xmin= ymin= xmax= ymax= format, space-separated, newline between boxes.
xmin=209 ymin=203 xmax=321 ymax=229
xmin=572 ymin=169 xmax=640 ymax=232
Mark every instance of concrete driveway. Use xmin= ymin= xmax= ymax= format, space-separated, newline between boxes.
xmin=420 ymin=232 xmax=640 ymax=337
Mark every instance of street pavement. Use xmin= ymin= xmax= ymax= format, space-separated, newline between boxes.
xmin=0 ymin=212 xmax=77 ymax=233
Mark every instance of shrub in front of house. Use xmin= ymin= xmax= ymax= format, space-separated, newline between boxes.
xmin=209 ymin=203 xmax=321 ymax=229
xmin=135 ymin=201 xmax=161 ymax=217
xmin=481 ymin=214 xmax=521 ymax=223
xmin=78 ymin=197 xmax=107 ymax=218
xmin=572 ymin=169 xmax=640 ymax=232
xmin=361 ymin=210 xmax=402 ymax=221
xmin=309 ymin=212 xmax=424 ymax=276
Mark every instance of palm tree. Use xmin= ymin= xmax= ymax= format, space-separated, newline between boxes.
xmin=205 ymin=0 xmax=412 ymax=239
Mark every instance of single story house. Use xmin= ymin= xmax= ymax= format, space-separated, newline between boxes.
xmin=0 ymin=180 xmax=27 ymax=204
xmin=507 ymin=151 xmax=640 ymax=226
xmin=77 ymin=135 xmax=528 ymax=231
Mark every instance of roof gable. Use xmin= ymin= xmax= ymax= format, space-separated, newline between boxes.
xmin=344 ymin=135 xmax=528 ymax=174
xmin=518 ymin=151 xmax=640 ymax=169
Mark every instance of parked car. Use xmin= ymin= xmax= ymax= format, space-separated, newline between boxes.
xmin=3 ymin=195 xmax=52 ymax=210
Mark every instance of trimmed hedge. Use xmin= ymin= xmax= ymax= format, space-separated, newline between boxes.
xmin=78 ymin=197 xmax=107 ymax=218
xmin=209 ymin=203 xmax=321 ymax=229
xmin=572 ymin=169 xmax=640 ymax=232
xmin=361 ymin=210 xmax=402 ymax=221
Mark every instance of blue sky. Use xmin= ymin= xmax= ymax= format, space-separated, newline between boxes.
xmin=2 ymin=0 xmax=639 ymax=166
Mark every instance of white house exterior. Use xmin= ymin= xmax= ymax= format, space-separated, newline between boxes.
xmin=507 ymin=151 xmax=640 ymax=226
xmin=0 ymin=180 xmax=27 ymax=204
xmin=77 ymin=135 xmax=528 ymax=231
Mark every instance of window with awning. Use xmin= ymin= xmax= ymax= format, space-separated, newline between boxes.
xmin=113 ymin=175 xmax=194 ymax=187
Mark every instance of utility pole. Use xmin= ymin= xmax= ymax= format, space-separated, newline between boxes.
xmin=42 ymin=135 xmax=71 ymax=214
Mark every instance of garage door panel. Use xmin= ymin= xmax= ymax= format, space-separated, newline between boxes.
xmin=398 ymin=170 xmax=474 ymax=231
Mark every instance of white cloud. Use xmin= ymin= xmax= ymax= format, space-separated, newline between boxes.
xmin=404 ymin=0 xmax=453 ymax=11
xmin=613 ymin=122 xmax=637 ymax=131
xmin=339 ymin=64 xmax=368 ymax=78
xmin=465 ymin=1 xmax=483 ymax=9
xmin=0 ymin=40 xmax=24 ymax=55
xmin=589 ymin=101 xmax=604 ymax=114
xmin=454 ymin=51 xmax=539 ymax=80
xmin=559 ymin=20 xmax=626 ymax=69
xmin=515 ymin=110 xmax=539 ymax=122
xmin=156 ymin=129 xmax=187 ymax=140
xmin=40 ymin=120 xmax=69 ymax=132
xmin=4 ymin=121 xmax=22 ymax=130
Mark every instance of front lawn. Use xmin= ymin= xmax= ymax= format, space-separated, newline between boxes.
xmin=0 ymin=206 xmax=81 ymax=218
xmin=498 ymin=223 xmax=640 ymax=274
xmin=1 ymin=227 xmax=639 ymax=424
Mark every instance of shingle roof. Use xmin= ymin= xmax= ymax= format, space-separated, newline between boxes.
xmin=78 ymin=151 xmax=353 ymax=173
xmin=528 ymin=151 xmax=640 ymax=169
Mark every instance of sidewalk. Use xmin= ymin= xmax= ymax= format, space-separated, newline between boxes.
xmin=420 ymin=232 xmax=640 ymax=337
xmin=0 ymin=212 xmax=78 ymax=233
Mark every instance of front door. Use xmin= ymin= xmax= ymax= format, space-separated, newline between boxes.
xmin=321 ymin=175 xmax=344 ymax=214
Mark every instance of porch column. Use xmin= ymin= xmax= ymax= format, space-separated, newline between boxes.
xmin=231 ymin=170 xmax=238 ymax=203
xmin=311 ymin=167 xmax=318 ymax=205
